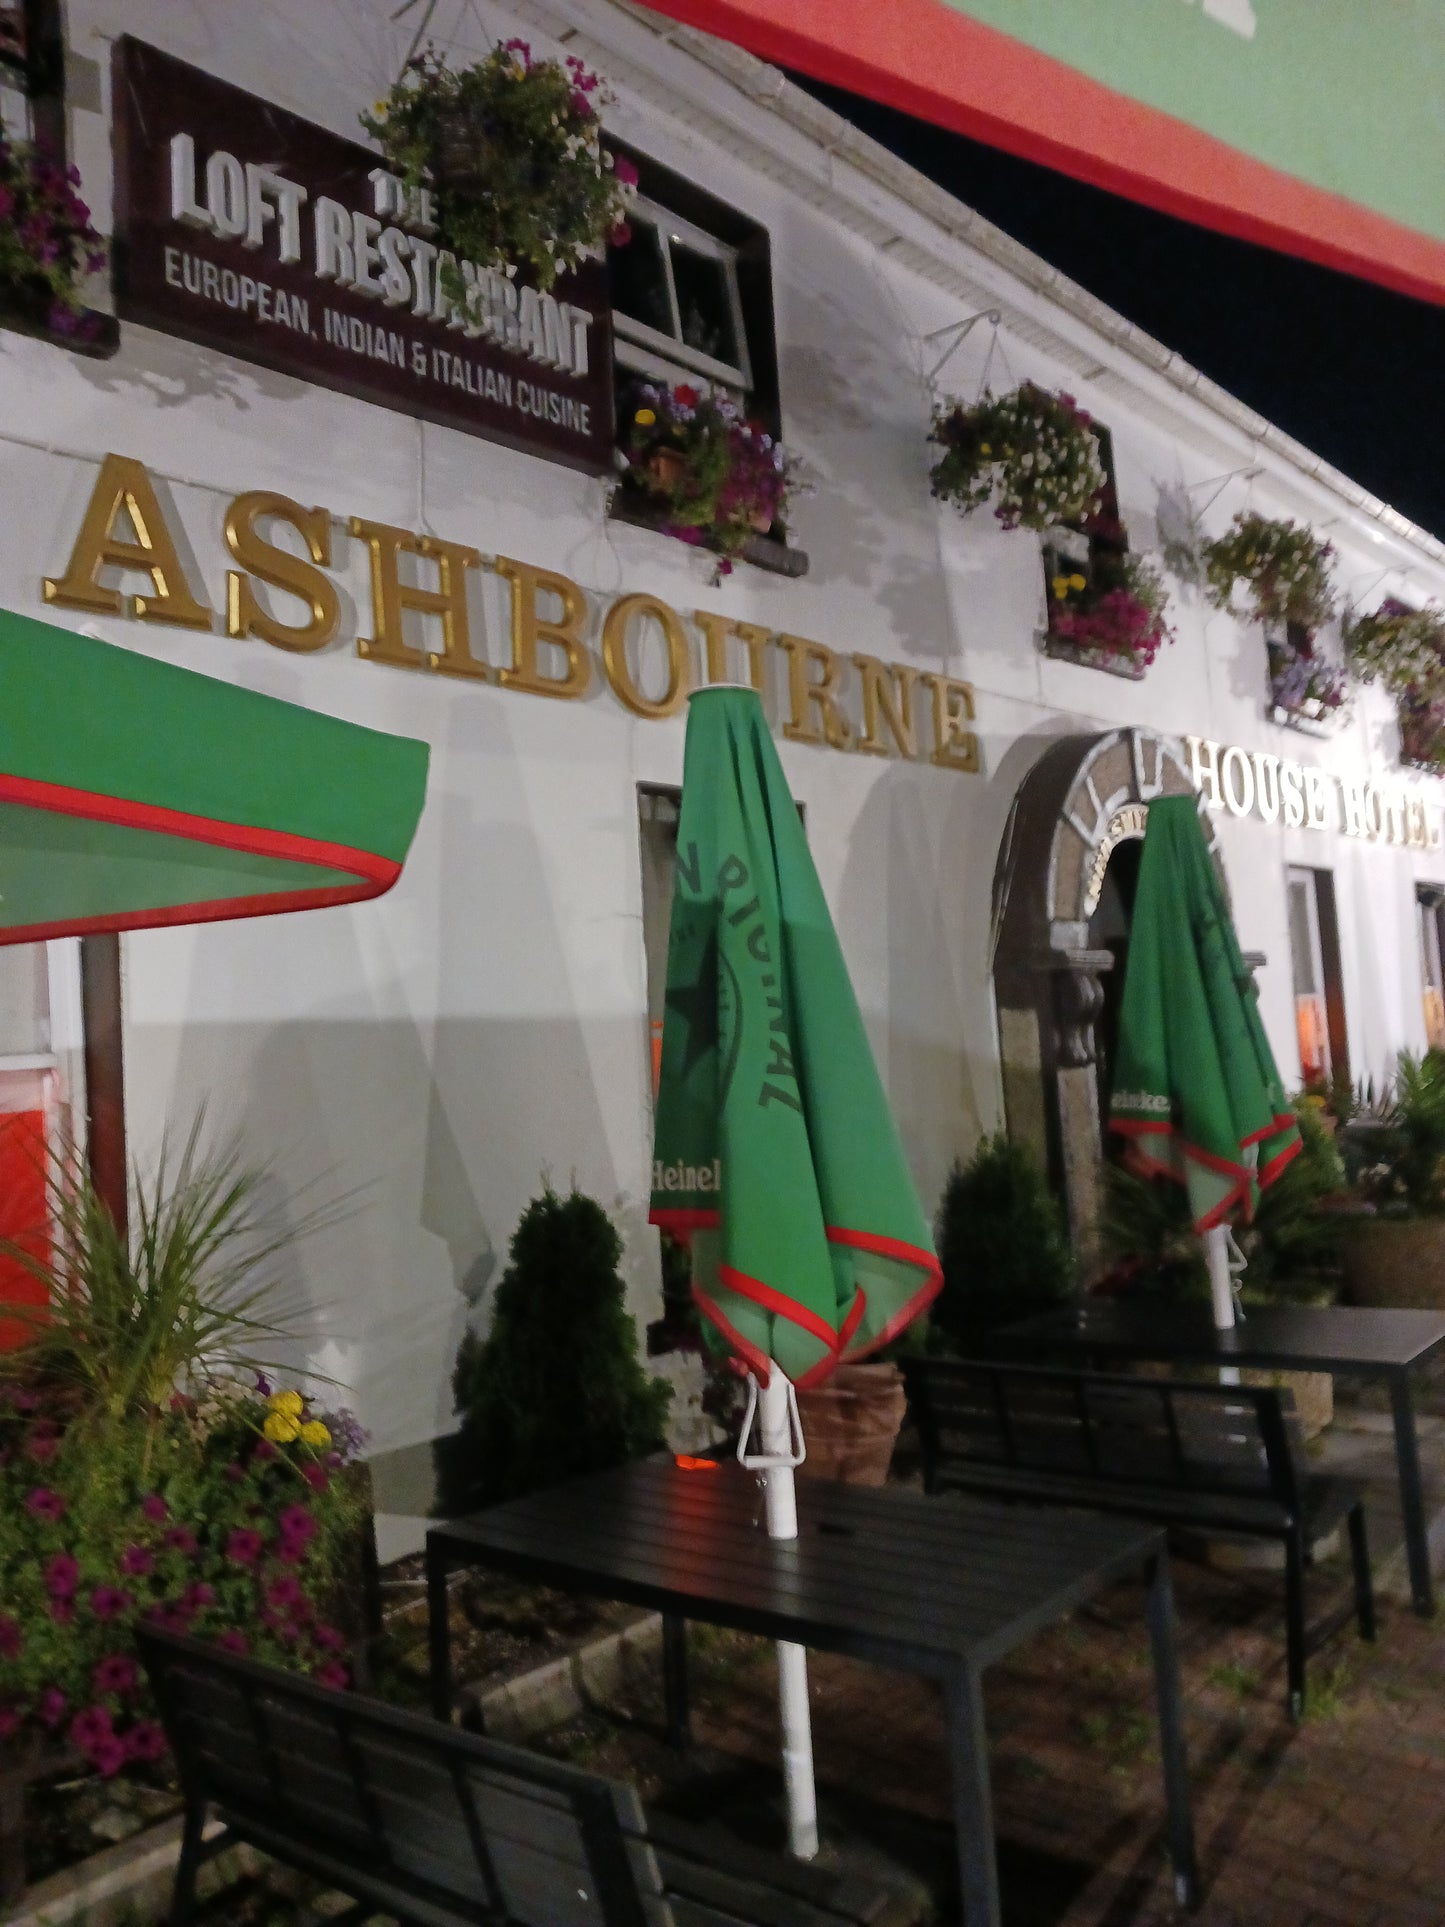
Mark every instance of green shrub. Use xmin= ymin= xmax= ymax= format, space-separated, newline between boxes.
xmin=933 ymin=1135 xmax=1077 ymax=1351
xmin=1101 ymin=1104 xmax=1347 ymax=1304
xmin=451 ymin=1185 xmax=671 ymax=1505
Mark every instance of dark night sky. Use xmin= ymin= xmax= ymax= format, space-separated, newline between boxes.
xmin=798 ymin=78 xmax=1445 ymax=545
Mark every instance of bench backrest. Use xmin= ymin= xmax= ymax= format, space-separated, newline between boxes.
xmin=140 ymin=1627 xmax=664 ymax=1927
xmin=902 ymin=1358 xmax=1301 ymax=1512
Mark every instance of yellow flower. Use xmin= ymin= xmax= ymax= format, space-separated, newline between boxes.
xmin=634 ymin=407 xmax=656 ymax=426
xmin=979 ymin=442 xmax=992 ymax=456
xmin=300 ymin=1420 xmax=331 ymax=1448
xmin=267 ymin=1389 xmax=304 ymax=1417
xmin=1051 ymin=575 xmax=1070 ymax=600
xmin=372 ymin=99 xmax=388 ymax=117
xmin=264 ymin=1412 xmax=301 ymax=1444
xmin=1068 ymin=573 xmax=1087 ymax=591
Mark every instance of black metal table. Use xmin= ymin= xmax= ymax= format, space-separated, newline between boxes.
xmin=427 ymin=1457 xmax=1199 ymax=1926
xmin=998 ymin=1301 xmax=1445 ymax=1615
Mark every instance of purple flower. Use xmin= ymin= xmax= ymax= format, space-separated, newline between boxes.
xmin=266 ymin=1574 xmax=304 ymax=1611
xmin=26 ymin=1427 xmax=58 ymax=1464
xmin=119 ymin=1544 xmax=154 ymax=1577
xmin=314 ymin=1661 xmax=349 ymax=1691
xmin=254 ymin=1373 xmax=272 ymax=1396
xmin=38 ymin=1688 xmax=67 ymax=1728
xmin=89 ymin=1586 xmax=134 ymax=1623
xmin=613 ymin=155 xmax=639 ymax=189
xmin=124 ymin=1720 xmax=167 ymax=1764
xmin=223 ymin=1463 xmax=246 ymax=1485
xmin=300 ymin=1462 xmax=329 ymax=1494
xmin=93 ymin=1654 xmax=137 ymax=1696
xmin=69 ymin=1704 xmax=114 ymax=1753
xmin=26 ymin=1487 xmax=66 ymax=1521
xmin=313 ymin=1624 xmax=346 ymax=1654
xmin=277 ymin=1504 xmax=317 ymax=1550
xmin=216 ymin=1630 xmax=249 ymax=1657
xmin=163 ymin=1526 xmax=198 ymax=1555
xmin=141 ymin=1494 xmax=169 ymax=1523
xmin=610 ymin=221 xmax=632 ymax=248
xmin=44 ymin=1552 xmax=79 ymax=1598
xmin=0 ymin=1616 xmax=21 ymax=1660
xmin=253 ymin=1438 xmax=277 ymax=1463
xmin=0 ymin=1707 xmax=18 ymax=1741
xmin=225 ymin=1528 xmax=264 ymax=1567
xmin=570 ymin=88 xmax=593 ymax=118
xmin=49 ymin=1597 xmax=74 ymax=1625
xmin=92 ymin=1735 xmax=127 ymax=1777
xmin=182 ymin=1581 xmax=215 ymax=1612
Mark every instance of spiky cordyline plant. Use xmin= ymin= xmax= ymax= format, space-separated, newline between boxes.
xmin=0 ymin=1121 xmax=324 ymax=1445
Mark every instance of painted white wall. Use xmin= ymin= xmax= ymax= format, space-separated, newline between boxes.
xmin=2 ymin=0 xmax=1444 ymax=1463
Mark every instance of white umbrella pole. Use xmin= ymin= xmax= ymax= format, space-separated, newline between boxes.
xmin=745 ymin=1369 xmax=819 ymax=1861
xmin=1203 ymin=1223 xmax=1241 ymax=1386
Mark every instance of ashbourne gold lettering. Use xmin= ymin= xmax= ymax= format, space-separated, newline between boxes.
xmin=493 ymin=556 xmax=590 ymax=701
xmin=853 ymin=653 xmax=919 ymax=760
xmin=921 ymin=672 xmax=980 ymax=772
xmin=349 ymin=517 xmax=487 ymax=680
xmin=779 ymin=635 xmax=853 ymax=750
xmin=43 ymin=452 xmax=212 ymax=629
xmin=695 ymin=611 xmax=770 ymax=694
xmin=600 ymin=592 xmax=690 ymax=720
xmin=224 ymin=492 xmax=339 ymax=653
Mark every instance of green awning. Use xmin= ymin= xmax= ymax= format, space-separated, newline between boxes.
xmin=0 ymin=608 xmax=429 ymax=944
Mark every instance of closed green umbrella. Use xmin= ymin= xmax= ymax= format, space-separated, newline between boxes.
xmin=0 ymin=607 xmax=428 ymax=942
xmin=1109 ymin=795 xmax=1300 ymax=1329
xmin=649 ymin=686 xmax=939 ymax=1857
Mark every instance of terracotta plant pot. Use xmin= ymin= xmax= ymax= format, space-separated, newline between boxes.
xmin=1242 ymin=1368 xmax=1334 ymax=1440
xmin=1341 ymin=1216 xmax=1445 ymax=1310
xmin=646 ymin=447 xmax=688 ymax=490
xmin=795 ymin=1361 xmax=906 ymax=1486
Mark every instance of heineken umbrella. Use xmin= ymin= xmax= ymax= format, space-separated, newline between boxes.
xmin=649 ymin=686 xmax=940 ymax=1858
xmin=1109 ymin=794 xmax=1299 ymax=1333
xmin=0 ymin=607 xmax=428 ymax=942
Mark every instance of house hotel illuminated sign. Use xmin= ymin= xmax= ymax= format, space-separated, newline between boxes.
xmin=110 ymin=39 xmax=614 ymax=471
xmin=39 ymin=454 xmax=981 ymax=774
xmin=1185 ymin=735 xmax=1442 ymax=850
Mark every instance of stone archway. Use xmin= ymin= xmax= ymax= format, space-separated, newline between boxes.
xmin=991 ymin=728 xmax=1213 ymax=1264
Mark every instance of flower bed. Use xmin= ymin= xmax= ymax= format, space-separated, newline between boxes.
xmin=0 ymin=1379 xmax=369 ymax=1775
xmin=616 ymin=381 xmax=797 ymax=576
xmin=931 ymin=383 xmax=1106 ymax=531
xmin=1044 ymin=549 xmax=1174 ymax=678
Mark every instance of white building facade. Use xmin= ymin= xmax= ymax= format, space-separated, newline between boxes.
xmin=3 ymin=0 xmax=1445 ymax=1525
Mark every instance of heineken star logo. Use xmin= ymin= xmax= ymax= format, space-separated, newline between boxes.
xmin=665 ymin=927 xmax=718 ymax=1081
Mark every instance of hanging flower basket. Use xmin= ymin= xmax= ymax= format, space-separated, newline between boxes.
xmin=1044 ymin=549 xmax=1174 ymax=679
xmin=1201 ymin=513 xmax=1337 ymax=631
xmin=1266 ymin=626 xmax=1349 ymax=731
xmin=0 ymin=133 xmax=106 ymax=343
xmin=361 ymin=41 xmax=637 ymax=295
xmin=1343 ymin=600 xmax=1445 ymax=770
xmin=930 ymin=382 xmax=1106 ymax=531
xmin=617 ymin=381 xmax=798 ymax=577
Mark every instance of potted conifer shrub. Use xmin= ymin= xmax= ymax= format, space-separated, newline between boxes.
xmin=932 ymin=1134 xmax=1078 ymax=1351
xmin=1339 ymin=1050 xmax=1445 ymax=1310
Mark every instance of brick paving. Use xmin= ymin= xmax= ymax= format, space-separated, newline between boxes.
xmin=554 ymin=1549 xmax=1445 ymax=1926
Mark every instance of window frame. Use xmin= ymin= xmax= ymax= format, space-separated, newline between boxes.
xmin=612 ymin=194 xmax=753 ymax=394
xmin=1417 ymin=885 xmax=1445 ymax=1051
xmin=1286 ymin=864 xmax=1349 ymax=1087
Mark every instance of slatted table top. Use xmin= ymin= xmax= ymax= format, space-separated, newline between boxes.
xmin=430 ymin=1456 xmax=1164 ymax=1674
xmin=998 ymin=1301 xmax=1445 ymax=1375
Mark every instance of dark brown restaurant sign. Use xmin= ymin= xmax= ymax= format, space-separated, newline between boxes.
xmin=110 ymin=38 xmax=615 ymax=473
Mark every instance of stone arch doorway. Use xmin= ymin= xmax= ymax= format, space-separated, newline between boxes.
xmin=990 ymin=728 xmax=1215 ymax=1263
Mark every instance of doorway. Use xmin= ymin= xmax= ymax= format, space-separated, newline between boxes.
xmin=1086 ymin=835 xmax=1144 ymax=1126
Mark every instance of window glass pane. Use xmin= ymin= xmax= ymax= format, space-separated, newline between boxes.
xmin=609 ymin=217 xmax=673 ymax=339
xmin=670 ymin=241 xmax=739 ymax=370
xmin=1287 ymin=877 xmax=1317 ymax=997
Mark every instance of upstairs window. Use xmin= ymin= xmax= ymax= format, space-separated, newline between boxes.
xmin=606 ymin=145 xmax=778 ymax=431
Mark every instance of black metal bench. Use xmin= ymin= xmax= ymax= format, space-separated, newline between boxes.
xmin=902 ymin=1358 xmax=1376 ymax=1717
xmin=139 ymin=1627 xmax=906 ymax=1927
